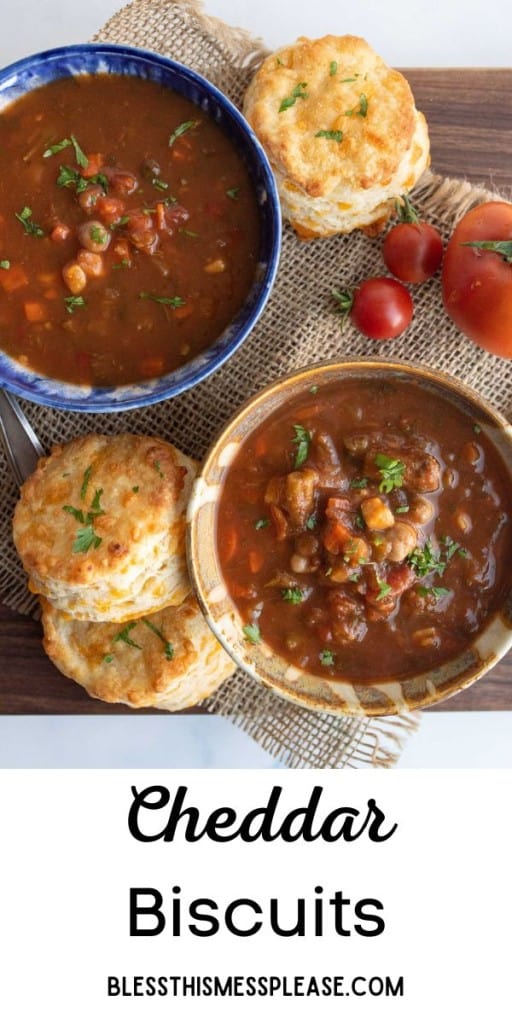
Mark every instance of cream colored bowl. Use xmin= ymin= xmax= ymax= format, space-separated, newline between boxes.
xmin=187 ymin=360 xmax=512 ymax=716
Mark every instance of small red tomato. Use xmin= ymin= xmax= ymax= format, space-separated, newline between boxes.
xmin=333 ymin=277 xmax=414 ymax=340
xmin=383 ymin=195 xmax=443 ymax=283
xmin=442 ymin=201 xmax=512 ymax=357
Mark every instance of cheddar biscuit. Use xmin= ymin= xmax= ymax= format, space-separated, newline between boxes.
xmin=41 ymin=594 xmax=234 ymax=710
xmin=13 ymin=433 xmax=197 ymax=621
xmin=244 ymin=35 xmax=430 ymax=237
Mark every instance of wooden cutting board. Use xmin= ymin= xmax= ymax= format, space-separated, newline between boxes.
xmin=1 ymin=68 xmax=511 ymax=714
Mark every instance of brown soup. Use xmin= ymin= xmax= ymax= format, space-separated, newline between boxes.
xmin=0 ymin=74 xmax=261 ymax=385
xmin=216 ymin=377 xmax=512 ymax=681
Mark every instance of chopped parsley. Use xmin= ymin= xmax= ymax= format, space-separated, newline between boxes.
xmin=226 ymin=187 xmax=240 ymax=199
xmin=15 ymin=206 xmax=45 ymax=237
xmin=56 ymin=165 xmax=108 ymax=195
xmin=89 ymin=224 xmax=107 ymax=245
xmin=80 ymin=466 xmax=92 ymax=501
xmin=345 ymin=93 xmax=368 ymax=117
xmin=417 ymin=585 xmax=451 ymax=601
xmin=341 ymin=76 xmax=359 ymax=83
xmin=132 ymin=486 xmax=140 ymax=493
xmin=441 ymin=535 xmax=468 ymax=561
xmin=141 ymin=619 xmax=174 ymax=660
xmin=62 ymin=481 xmax=105 ymax=553
xmin=113 ymin=259 xmax=131 ymax=270
xmin=319 ymin=649 xmax=335 ymax=667
xmin=355 ymin=511 xmax=365 ymax=531
xmin=139 ymin=291 xmax=186 ymax=307
xmin=281 ymin=587 xmax=305 ymax=604
xmin=279 ymin=82 xmax=308 ymax=112
xmin=113 ymin=623 xmax=142 ymax=650
xmin=407 ymin=540 xmax=446 ymax=578
xmin=395 ymin=505 xmax=410 ymax=514
xmin=64 ymin=295 xmax=86 ymax=315
xmin=255 ymin=518 xmax=269 ymax=530
xmin=349 ymin=571 xmax=361 ymax=583
xmin=153 ymin=460 xmax=164 ymax=479
xmin=315 ymin=129 xmax=343 ymax=143
xmin=306 ymin=513 xmax=317 ymax=531
xmin=309 ymin=385 xmax=318 ymax=394
xmin=103 ymin=654 xmax=114 ymax=664
xmin=329 ymin=61 xmax=338 ymax=76
xmin=376 ymin=578 xmax=392 ymax=601
xmin=374 ymin=453 xmax=405 ymax=493
xmin=152 ymin=177 xmax=169 ymax=191
xmin=0 ymin=260 xmax=10 ymax=270
xmin=243 ymin=623 xmax=261 ymax=645
xmin=111 ymin=215 xmax=130 ymax=229
xmin=292 ymin=424 xmax=311 ymax=469
xmin=168 ymin=120 xmax=199 ymax=147
xmin=350 ymin=477 xmax=368 ymax=489
xmin=44 ymin=134 xmax=88 ymax=168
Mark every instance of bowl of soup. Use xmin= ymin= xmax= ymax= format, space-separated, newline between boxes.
xmin=0 ymin=44 xmax=280 ymax=411
xmin=187 ymin=359 xmax=512 ymax=715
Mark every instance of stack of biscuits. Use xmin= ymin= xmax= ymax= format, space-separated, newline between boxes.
xmin=244 ymin=34 xmax=430 ymax=239
xmin=12 ymin=433 xmax=234 ymax=710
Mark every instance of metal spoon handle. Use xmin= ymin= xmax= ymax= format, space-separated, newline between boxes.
xmin=0 ymin=389 xmax=45 ymax=487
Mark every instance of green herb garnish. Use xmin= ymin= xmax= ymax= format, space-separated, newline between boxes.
xmin=153 ymin=460 xmax=164 ymax=479
xmin=72 ymin=523 xmax=102 ymax=554
xmin=279 ymin=82 xmax=308 ymax=112
xmin=349 ymin=571 xmax=361 ymax=582
xmin=374 ymin=453 xmax=405 ymax=493
xmin=407 ymin=540 xmax=446 ymax=578
xmin=315 ymin=129 xmax=343 ymax=143
xmin=292 ymin=424 xmax=311 ymax=469
xmin=15 ymin=206 xmax=45 ymax=237
xmin=43 ymin=137 xmax=71 ymax=158
xmin=57 ymin=165 xmax=108 ymax=195
xmin=71 ymin=134 xmax=88 ymax=169
xmin=168 ymin=120 xmax=199 ymax=147
xmin=139 ymin=291 xmax=186 ymax=307
xmin=89 ymin=224 xmax=107 ymax=245
xmin=255 ymin=518 xmax=269 ymax=530
xmin=306 ymin=513 xmax=317 ymax=531
xmin=309 ymin=385 xmax=318 ymax=394
xmin=376 ymin=578 xmax=392 ymax=601
xmin=281 ymin=587 xmax=305 ymax=604
xmin=152 ymin=177 xmax=169 ymax=192
xmin=320 ymin=649 xmax=335 ymax=667
xmin=64 ymin=295 xmax=86 ymax=315
xmin=243 ymin=623 xmax=261 ymax=645
xmin=441 ymin=536 xmax=468 ymax=561
xmin=103 ymin=654 xmax=114 ymax=664
xmin=112 ymin=259 xmax=130 ymax=270
xmin=350 ymin=477 xmax=368 ymax=489
xmin=0 ymin=260 xmax=10 ymax=270
xmin=111 ymin=215 xmax=130 ymax=229
xmin=141 ymin=619 xmax=174 ymax=660
xmin=113 ymin=623 xmax=142 ymax=650
xmin=473 ymin=424 xmax=482 ymax=434
xmin=80 ymin=466 xmax=92 ymax=501
xmin=341 ymin=76 xmax=358 ymax=83
xmin=395 ymin=505 xmax=410 ymax=514
xmin=345 ymin=93 xmax=368 ymax=117
xmin=226 ymin=187 xmax=240 ymax=199
xmin=329 ymin=61 xmax=338 ymax=76
xmin=417 ymin=585 xmax=451 ymax=601
xmin=132 ymin=486 xmax=140 ymax=493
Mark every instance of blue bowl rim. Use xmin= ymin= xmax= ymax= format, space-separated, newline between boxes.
xmin=0 ymin=42 xmax=281 ymax=412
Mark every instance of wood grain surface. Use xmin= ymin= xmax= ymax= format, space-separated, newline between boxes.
xmin=1 ymin=68 xmax=511 ymax=714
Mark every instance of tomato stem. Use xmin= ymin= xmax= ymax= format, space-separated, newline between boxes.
xmin=395 ymin=194 xmax=419 ymax=224
xmin=331 ymin=288 xmax=354 ymax=328
xmin=461 ymin=239 xmax=512 ymax=263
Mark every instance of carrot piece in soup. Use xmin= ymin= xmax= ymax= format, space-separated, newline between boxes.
xmin=24 ymin=300 xmax=47 ymax=322
xmin=0 ymin=264 xmax=28 ymax=292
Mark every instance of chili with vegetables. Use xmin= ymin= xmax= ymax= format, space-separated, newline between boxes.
xmin=217 ymin=377 xmax=512 ymax=680
xmin=0 ymin=74 xmax=261 ymax=385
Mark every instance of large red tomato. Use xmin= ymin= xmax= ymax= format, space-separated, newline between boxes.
xmin=442 ymin=201 xmax=512 ymax=357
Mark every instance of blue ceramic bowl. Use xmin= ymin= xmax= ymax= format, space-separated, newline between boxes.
xmin=0 ymin=44 xmax=281 ymax=412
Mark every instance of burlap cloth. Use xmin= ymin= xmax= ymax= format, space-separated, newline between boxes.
xmin=1 ymin=0 xmax=510 ymax=767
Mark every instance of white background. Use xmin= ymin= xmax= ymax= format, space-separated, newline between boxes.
xmin=2 ymin=769 xmax=511 ymax=1022
xmin=0 ymin=0 xmax=511 ymax=767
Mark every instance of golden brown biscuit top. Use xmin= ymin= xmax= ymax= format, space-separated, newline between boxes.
xmin=244 ymin=35 xmax=417 ymax=196
xmin=41 ymin=594 xmax=234 ymax=708
xmin=13 ymin=433 xmax=196 ymax=586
